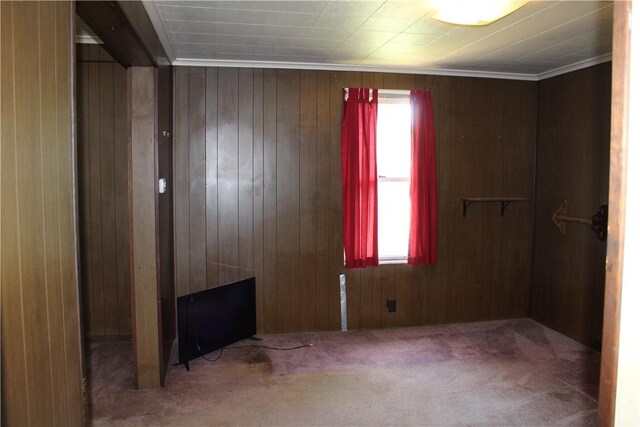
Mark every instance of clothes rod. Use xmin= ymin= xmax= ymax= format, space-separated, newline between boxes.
xmin=551 ymin=200 xmax=608 ymax=241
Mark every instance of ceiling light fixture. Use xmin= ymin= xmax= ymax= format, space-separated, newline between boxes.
xmin=427 ymin=0 xmax=529 ymax=26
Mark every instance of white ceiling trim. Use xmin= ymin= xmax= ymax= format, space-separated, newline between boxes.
xmin=172 ymin=56 xmax=611 ymax=82
xmin=536 ymin=53 xmax=612 ymax=81
xmin=172 ymin=57 xmax=540 ymax=81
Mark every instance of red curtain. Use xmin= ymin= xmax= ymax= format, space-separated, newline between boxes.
xmin=408 ymin=90 xmax=437 ymax=265
xmin=341 ymin=88 xmax=379 ymax=268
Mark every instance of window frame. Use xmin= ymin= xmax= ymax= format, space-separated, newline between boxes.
xmin=376 ymin=90 xmax=412 ymax=264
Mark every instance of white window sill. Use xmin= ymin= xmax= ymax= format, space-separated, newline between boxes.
xmin=378 ymin=258 xmax=408 ymax=265
xmin=341 ymin=258 xmax=408 ymax=266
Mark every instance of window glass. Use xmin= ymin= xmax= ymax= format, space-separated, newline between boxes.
xmin=377 ymin=96 xmax=411 ymax=261
xmin=377 ymin=102 xmax=411 ymax=178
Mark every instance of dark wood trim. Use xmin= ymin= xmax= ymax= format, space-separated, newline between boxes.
xmin=153 ymin=66 xmax=164 ymax=386
xmin=598 ymin=1 xmax=631 ymax=426
xmin=129 ymin=66 xmax=162 ymax=389
xmin=76 ymin=1 xmax=167 ymax=68
xmin=118 ymin=1 xmax=170 ymax=66
xmin=156 ymin=65 xmax=175 ymax=385
xmin=527 ymin=81 xmax=539 ymax=319
xmin=127 ymin=68 xmax=138 ymax=387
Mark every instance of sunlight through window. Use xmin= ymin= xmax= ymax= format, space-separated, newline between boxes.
xmin=377 ymin=95 xmax=411 ymax=261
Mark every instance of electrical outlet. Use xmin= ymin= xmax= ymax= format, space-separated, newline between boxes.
xmin=386 ymin=299 xmax=396 ymax=313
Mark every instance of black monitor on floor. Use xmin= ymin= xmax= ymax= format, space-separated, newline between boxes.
xmin=177 ymin=277 xmax=256 ymax=370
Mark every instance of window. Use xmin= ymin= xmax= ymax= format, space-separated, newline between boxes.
xmin=377 ymin=92 xmax=411 ymax=262
xmin=341 ymin=87 xmax=436 ymax=268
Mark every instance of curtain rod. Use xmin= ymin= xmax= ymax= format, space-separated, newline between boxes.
xmin=342 ymin=88 xmax=410 ymax=95
xmin=343 ymin=88 xmax=410 ymax=101
xmin=379 ymin=89 xmax=410 ymax=95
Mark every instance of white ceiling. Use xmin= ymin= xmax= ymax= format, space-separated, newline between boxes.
xmin=142 ymin=0 xmax=613 ymax=80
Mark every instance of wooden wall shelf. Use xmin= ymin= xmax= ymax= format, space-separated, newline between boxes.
xmin=461 ymin=197 xmax=529 ymax=217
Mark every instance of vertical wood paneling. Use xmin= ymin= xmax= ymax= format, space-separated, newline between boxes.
xmin=76 ymin=44 xmax=131 ymax=336
xmin=55 ymin=2 xmax=85 ymax=421
xmin=1 ymin=4 xmax=30 ymax=422
xmin=174 ymin=67 xmax=190 ymax=297
xmin=263 ymin=69 xmax=278 ymax=332
xmin=88 ymin=57 xmax=105 ymax=335
xmin=113 ymin=62 xmax=130 ymax=334
xmin=299 ymin=70 xmax=318 ymax=332
xmin=99 ymin=60 xmax=118 ymax=335
xmin=188 ymin=67 xmax=206 ymax=292
xmin=39 ymin=4 xmax=68 ymax=419
xmin=1 ymin=1 xmax=84 ymax=424
xmin=422 ymin=263 xmax=439 ymax=325
xmin=13 ymin=2 xmax=55 ymax=422
xmin=157 ymin=64 xmax=176 ymax=382
xmin=381 ymin=266 xmax=396 ymax=328
xmin=77 ymin=58 xmax=93 ymax=336
xmin=531 ymin=63 xmax=611 ymax=349
xmin=238 ymin=69 xmax=254 ymax=281
xmin=315 ymin=71 xmax=331 ymax=331
xmin=173 ymin=66 xmax=538 ymax=334
xmin=205 ymin=68 xmax=219 ymax=288
xmin=218 ymin=68 xmax=240 ymax=285
xmin=253 ymin=70 xmax=265 ymax=333
xmin=409 ymin=266 xmax=424 ymax=326
xmin=369 ymin=267 xmax=383 ymax=329
xmin=275 ymin=69 xmax=301 ymax=332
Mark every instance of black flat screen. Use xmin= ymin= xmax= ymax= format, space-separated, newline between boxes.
xmin=177 ymin=277 xmax=256 ymax=368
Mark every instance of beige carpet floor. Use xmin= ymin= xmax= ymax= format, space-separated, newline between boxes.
xmin=88 ymin=318 xmax=599 ymax=426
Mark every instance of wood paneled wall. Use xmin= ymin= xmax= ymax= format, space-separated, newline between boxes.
xmin=531 ymin=63 xmax=612 ymax=349
xmin=157 ymin=64 xmax=175 ymax=382
xmin=1 ymin=2 xmax=84 ymax=425
xmin=77 ymin=44 xmax=131 ymax=336
xmin=174 ymin=67 xmax=537 ymax=334
xmin=130 ymin=67 xmax=162 ymax=389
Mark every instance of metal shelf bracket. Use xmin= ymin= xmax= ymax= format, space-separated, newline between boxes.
xmin=461 ymin=197 xmax=529 ymax=217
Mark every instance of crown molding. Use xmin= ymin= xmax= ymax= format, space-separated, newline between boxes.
xmin=172 ymin=55 xmax=612 ymax=81
xmin=172 ymin=58 xmax=541 ymax=81
xmin=536 ymin=53 xmax=612 ymax=81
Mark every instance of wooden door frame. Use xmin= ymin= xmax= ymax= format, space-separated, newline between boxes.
xmin=129 ymin=66 xmax=163 ymax=389
xmin=598 ymin=1 xmax=632 ymax=425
